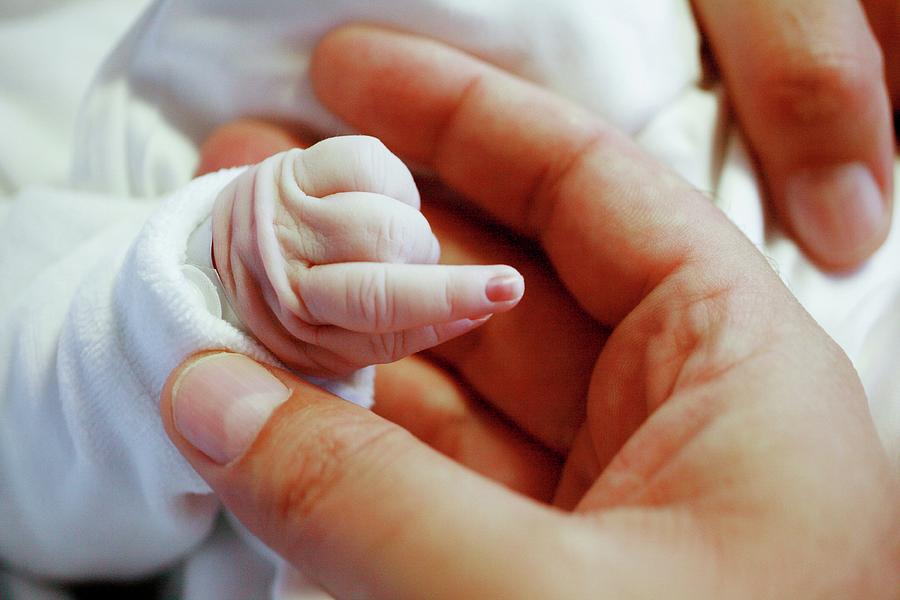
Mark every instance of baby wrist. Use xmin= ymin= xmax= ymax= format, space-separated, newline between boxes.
xmin=184 ymin=214 xmax=247 ymax=332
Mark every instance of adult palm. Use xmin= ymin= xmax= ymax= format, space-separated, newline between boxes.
xmin=177 ymin=27 xmax=900 ymax=599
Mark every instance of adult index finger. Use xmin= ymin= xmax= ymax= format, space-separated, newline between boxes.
xmin=198 ymin=119 xmax=599 ymax=460
xmin=310 ymin=26 xmax=756 ymax=326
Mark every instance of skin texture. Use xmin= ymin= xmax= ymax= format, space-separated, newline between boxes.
xmin=165 ymin=27 xmax=900 ymax=599
xmin=692 ymin=0 xmax=898 ymax=270
xmin=210 ymin=136 xmax=524 ymax=377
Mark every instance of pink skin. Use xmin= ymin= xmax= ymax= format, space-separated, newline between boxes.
xmin=211 ymin=136 xmax=524 ymax=377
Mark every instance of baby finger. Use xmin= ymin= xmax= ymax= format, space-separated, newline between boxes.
xmin=299 ymin=262 xmax=524 ymax=333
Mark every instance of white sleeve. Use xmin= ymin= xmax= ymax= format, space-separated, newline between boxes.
xmin=0 ymin=169 xmax=324 ymax=580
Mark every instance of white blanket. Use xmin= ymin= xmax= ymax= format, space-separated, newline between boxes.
xmin=1 ymin=1 xmax=898 ymax=598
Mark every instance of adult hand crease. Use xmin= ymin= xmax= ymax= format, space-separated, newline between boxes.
xmin=160 ymin=26 xmax=900 ymax=598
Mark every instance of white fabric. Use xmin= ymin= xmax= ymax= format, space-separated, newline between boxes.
xmin=0 ymin=0 xmax=151 ymax=194
xmin=1 ymin=0 xmax=898 ymax=598
xmin=71 ymin=0 xmax=699 ymax=197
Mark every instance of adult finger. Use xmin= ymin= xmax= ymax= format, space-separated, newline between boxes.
xmin=198 ymin=121 xmax=599 ymax=451
xmin=162 ymin=353 xmax=863 ymax=598
xmin=693 ymin=0 xmax=894 ymax=270
xmin=311 ymin=26 xmax=748 ymax=326
xmin=196 ymin=119 xmax=311 ymax=175
xmin=422 ymin=195 xmax=602 ymax=453
xmin=160 ymin=352 xmax=593 ymax=599
xmin=374 ymin=358 xmax=561 ymax=502
xmin=862 ymin=0 xmax=900 ymax=106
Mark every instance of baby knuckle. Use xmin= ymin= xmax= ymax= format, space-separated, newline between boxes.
xmin=373 ymin=206 xmax=433 ymax=264
xmin=364 ymin=269 xmax=398 ymax=332
xmin=366 ymin=333 xmax=397 ymax=363
xmin=391 ymin=330 xmax=414 ymax=360
xmin=440 ymin=279 xmax=457 ymax=317
xmin=300 ymin=343 xmax=363 ymax=379
xmin=351 ymin=136 xmax=391 ymax=190
xmin=373 ymin=211 xmax=406 ymax=262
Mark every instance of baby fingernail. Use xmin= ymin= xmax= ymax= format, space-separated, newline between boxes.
xmin=171 ymin=353 xmax=291 ymax=465
xmin=485 ymin=273 xmax=525 ymax=303
xmin=786 ymin=163 xmax=886 ymax=268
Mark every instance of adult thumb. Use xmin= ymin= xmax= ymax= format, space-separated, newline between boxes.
xmin=160 ymin=352 xmax=580 ymax=599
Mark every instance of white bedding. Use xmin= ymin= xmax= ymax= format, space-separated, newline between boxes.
xmin=1 ymin=1 xmax=898 ymax=598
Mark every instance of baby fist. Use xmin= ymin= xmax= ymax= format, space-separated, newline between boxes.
xmin=211 ymin=136 xmax=523 ymax=377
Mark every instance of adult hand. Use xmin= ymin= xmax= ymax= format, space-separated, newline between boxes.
xmin=166 ymin=27 xmax=900 ymax=598
xmin=692 ymin=0 xmax=898 ymax=270
xmin=195 ymin=121 xmax=577 ymax=501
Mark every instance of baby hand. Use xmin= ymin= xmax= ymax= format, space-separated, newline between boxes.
xmin=211 ymin=136 xmax=523 ymax=377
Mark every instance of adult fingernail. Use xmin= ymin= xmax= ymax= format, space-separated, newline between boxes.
xmin=171 ymin=353 xmax=291 ymax=465
xmin=786 ymin=163 xmax=886 ymax=267
xmin=485 ymin=273 xmax=525 ymax=303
